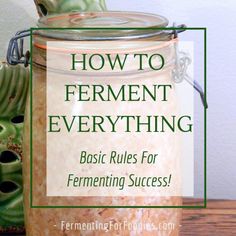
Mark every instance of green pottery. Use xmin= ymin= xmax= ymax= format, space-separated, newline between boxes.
xmin=0 ymin=62 xmax=29 ymax=234
xmin=34 ymin=0 xmax=107 ymax=16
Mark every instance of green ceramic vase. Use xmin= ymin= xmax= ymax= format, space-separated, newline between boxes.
xmin=34 ymin=0 xmax=107 ymax=16
xmin=0 ymin=62 xmax=29 ymax=234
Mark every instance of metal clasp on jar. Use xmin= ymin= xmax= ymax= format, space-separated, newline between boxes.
xmin=7 ymin=29 xmax=31 ymax=67
xmin=172 ymin=23 xmax=208 ymax=109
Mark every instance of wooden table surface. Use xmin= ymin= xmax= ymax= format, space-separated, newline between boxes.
xmin=181 ymin=199 xmax=236 ymax=236
xmin=4 ymin=199 xmax=236 ymax=236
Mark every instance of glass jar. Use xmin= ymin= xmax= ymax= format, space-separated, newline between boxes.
xmin=23 ymin=11 xmax=184 ymax=236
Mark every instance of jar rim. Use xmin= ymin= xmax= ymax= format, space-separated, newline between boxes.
xmin=37 ymin=11 xmax=170 ymax=41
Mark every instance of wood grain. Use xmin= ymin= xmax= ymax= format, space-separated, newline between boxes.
xmin=181 ymin=199 xmax=236 ymax=236
xmin=4 ymin=199 xmax=236 ymax=236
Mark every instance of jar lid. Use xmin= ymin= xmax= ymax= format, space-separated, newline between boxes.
xmin=37 ymin=11 xmax=170 ymax=40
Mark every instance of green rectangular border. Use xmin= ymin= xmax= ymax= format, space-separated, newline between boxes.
xmin=30 ymin=27 xmax=207 ymax=209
